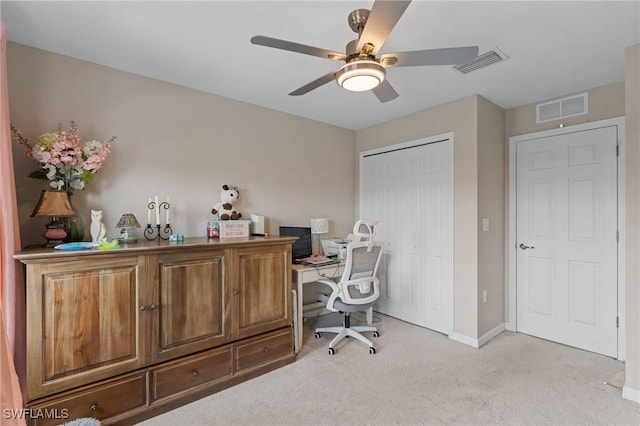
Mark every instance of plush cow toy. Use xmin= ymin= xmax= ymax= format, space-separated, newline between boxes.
xmin=211 ymin=185 xmax=242 ymax=220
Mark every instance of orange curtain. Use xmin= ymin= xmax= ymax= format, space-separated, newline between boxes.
xmin=0 ymin=21 xmax=27 ymax=426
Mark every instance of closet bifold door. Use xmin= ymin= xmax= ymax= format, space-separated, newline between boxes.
xmin=359 ymin=135 xmax=454 ymax=335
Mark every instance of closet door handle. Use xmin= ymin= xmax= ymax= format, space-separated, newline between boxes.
xmin=519 ymin=243 xmax=535 ymax=250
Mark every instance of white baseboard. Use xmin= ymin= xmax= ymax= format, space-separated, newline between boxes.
xmin=450 ymin=332 xmax=479 ymax=348
xmin=479 ymin=323 xmax=506 ymax=347
xmin=450 ymin=323 xmax=506 ymax=349
xmin=622 ymin=386 xmax=640 ymax=404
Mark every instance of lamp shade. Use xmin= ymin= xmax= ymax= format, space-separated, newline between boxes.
xmin=31 ymin=190 xmax=76 ymax=217
xmin=116 ymin=213 xmax=141 ymax=229
xmin=335 ymin=60 xmax=385 ymax=92
xmin=310 ymin=218 xmax=329 ymax=234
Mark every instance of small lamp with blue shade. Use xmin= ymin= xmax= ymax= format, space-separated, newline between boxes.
xmin=116 ymin=213 xmax=141 ymax=243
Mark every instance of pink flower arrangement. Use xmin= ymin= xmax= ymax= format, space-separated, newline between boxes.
xmin=12 ymin=121 xmax=116 ymax=195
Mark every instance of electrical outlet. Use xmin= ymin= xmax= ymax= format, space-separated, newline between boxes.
xmin=482 ymin=289 xmax=488 ymax=304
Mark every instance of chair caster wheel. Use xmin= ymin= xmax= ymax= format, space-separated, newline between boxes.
xmin=369 ymin=347 xmax=376 ymax=354
xmin=328 ymin=348 xmax=336 ymax=355
xmin=314 ymin=332 xmax=322 ymax=339
xmin=373 ymin=331 xmax=380 ymax=338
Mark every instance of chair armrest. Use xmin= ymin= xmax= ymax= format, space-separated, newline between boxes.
xmin=316 ymin=277 xmax=342 ymax=313
xmin=340 ymin=277 xmax=380 ymax=305
xmin=317 ymin=277 xmax=340 ymax=293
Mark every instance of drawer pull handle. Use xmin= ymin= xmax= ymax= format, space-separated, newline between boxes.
xmin=263 ymin=347 xmax=269 ymax=352
xmin=192 ymin=370 xmax=198 ymax=376
xmin=233 ymin=290 xmax=239 ymax=295
xmin=150 ymin=304 xmax=158 ymax=310
xmin=139 ymin=305 xmax=147 ymax=311
xmin=90 ymin=403 xmax=98 ymax=411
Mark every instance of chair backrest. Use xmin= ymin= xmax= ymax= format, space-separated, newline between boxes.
xmin=353 ymin=219 xmax=378 ymax=241
xmin=331 ymin=240 xmax=384 ymax=306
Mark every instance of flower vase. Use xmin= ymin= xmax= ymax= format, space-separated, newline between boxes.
xmin=63 ymin=194 xmax=87 ymax=242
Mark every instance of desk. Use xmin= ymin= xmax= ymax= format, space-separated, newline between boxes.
xmin=291 ymin=262 xmax=344 ymax=352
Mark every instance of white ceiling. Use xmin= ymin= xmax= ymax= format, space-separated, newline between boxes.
xmin=2 ymin=1 xmax=639 ymax=130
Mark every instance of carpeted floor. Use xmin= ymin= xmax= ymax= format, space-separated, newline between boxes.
xmin=139 ymin=313 xmax=639 ymax=425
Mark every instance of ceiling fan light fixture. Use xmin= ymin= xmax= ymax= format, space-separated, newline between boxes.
xmin=336 ymin=60 xmax=385 ymax=92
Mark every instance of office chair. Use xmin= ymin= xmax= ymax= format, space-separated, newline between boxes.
xmin=314 ymin=220 xmax=383 ymax=355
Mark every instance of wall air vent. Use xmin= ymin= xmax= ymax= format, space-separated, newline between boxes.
xmin=536 ymin=92 xmax=589 ymax=123
xmin=453 ymin=47 xmax=509 ymax=74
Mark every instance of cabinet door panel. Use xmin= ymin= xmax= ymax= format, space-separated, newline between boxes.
xmin=44 ymin=268 xmax=137 ymax=379
xmin=28 ymin=257 xmax=144 ymax=400
xmin=156 ymin=252 xmax=230 ymax=361
xmin=236 ymin=245 xmax=291 ymax=339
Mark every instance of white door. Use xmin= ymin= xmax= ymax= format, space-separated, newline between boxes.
xmin=516 ymin=126 xmax=618 ymax=357
xmin=360 ymin=137 xmax=453 ymax=334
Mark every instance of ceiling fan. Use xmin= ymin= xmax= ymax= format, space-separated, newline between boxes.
xmin=251 ymin=0 xmax=479 ymax=103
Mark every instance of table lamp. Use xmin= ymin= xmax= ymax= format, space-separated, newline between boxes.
xmin=31 ymin=190 xmax=76 ymax=247
xmin=310 ymin=218 xmax=329 ymax=256
xmin=116 ymin=213 xmax=142 ymax=243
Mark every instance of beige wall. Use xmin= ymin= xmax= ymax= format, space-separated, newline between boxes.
xmin=505 ymin=82 xmax=625 ymax=137
xmin=356 ymin=95 xmax=506 ymax=341
xmin=8 ymin=43 xmax=356 ymax=247
xmin=477 ymin=97 xmax=506 ymax=336
xmin=624 ymin=43 xmax=639 ymax=400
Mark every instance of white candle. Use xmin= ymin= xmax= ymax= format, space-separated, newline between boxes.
xmin=147 ymin=197 xmax=151 ymax=225
xmin=155 ymin=195 xmax=160 ymax=225
xmin=166 ymin=196 xmax=170 ymax=224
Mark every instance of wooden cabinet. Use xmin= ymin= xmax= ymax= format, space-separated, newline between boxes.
xmin=15 ymin=237 xmax=296 ymax=425
xmin=151 ymin=346 xmax=232 ymax=401
xmin=234 ymin=328 xmax=293 ymax=373
xmin=235 ymin=244 xmax=291 ymax=339
xmin=25 ymin=256 xmax=144 ymax=400
xmin=153 ymin=249 xmax=230 ymax=362
xmin=28 ymin=373 xmax=148 ymax=426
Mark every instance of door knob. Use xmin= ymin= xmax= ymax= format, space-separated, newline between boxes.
xmin=519 ymin=243 xmax=535 ymax=250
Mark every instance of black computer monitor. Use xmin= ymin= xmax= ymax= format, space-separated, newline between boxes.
xmin=279 ymin=226 xmax=312 ymax=263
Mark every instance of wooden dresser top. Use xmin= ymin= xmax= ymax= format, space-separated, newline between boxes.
xmin=14 ymin=236 xmax=297 ymax=262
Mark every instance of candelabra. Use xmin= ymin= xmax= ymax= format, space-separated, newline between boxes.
xmin=145 ymin=199 xmax=172 ymax=241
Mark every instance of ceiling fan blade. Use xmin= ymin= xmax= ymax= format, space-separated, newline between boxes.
xmin=289 ymin=71 xmax=337 ymax=96
xmin=372 ymin=79 xmax=399 ymax=103
xmin=382 ymin=46 xmax=479 ymax=67
xmin=356 ymin=0 xmax=411 ymax=55
xmin=251 ymin=36 xmax=346 ymax=61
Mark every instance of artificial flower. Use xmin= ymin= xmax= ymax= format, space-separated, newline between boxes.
xmin=12 ymin=121 xmax=116 ymax=195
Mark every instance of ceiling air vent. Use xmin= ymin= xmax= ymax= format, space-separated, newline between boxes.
xmin=453 ymin=47 xmax=509 ymax=74
xmin=536 ymin=92 xmax=589 ymax=123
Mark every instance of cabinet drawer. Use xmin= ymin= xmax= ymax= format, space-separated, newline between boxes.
xmin=152 ymin=347 xmax=232 ymax=401
xmin=293 ymin=264 xmax=344 ymax=285
xmin=235 ymin=329 xmax=293 ymax=372
xmin=29 ymin=373 xmax=146 ymax=426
